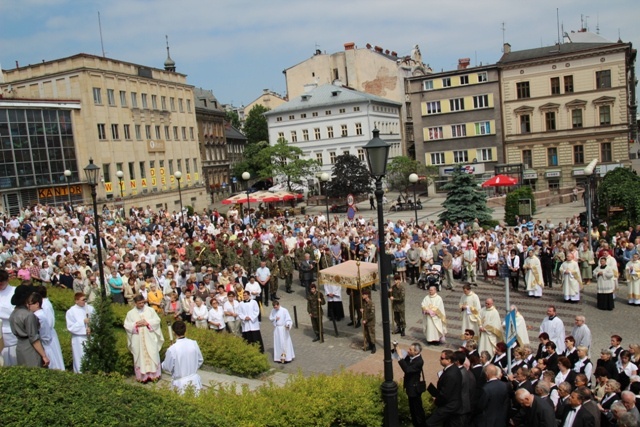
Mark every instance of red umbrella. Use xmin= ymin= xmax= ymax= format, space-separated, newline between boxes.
xmin=481 ymin=174 xmax=518 ymax=188
xmin=221 ymin=193 xmax=257 ymax=205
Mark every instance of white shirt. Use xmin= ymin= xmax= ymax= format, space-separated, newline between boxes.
xmin=223 ymin=300 xmax=239 ymax=322
xmin=0 ymin=285 xmax=16 ymax=346
xmin=236 ymin=299 xmax=260 ymax=332
xmin=562 ymin=405 xmax=580 ymax=427
xmin=207 ymin=306 xmax=225 ymax=330
xmin=245 ymin=281 xmax=261 ymax=299
xmin=162 ymin=337 xmax=203 ymax=391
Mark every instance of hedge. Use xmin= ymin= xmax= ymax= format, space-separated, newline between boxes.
xmin=504 ymin=186 xmax=536 ymax=226
xmin=0 ymin=367 xmax=434 ymax=426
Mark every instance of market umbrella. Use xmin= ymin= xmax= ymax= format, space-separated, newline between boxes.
xmin=269 ymin=190 xmax=304 ymax=202
xmin=221 ymin=193 xmax=257 ymax=205
xmin=481 ymin=174 xmax=518 ymax=188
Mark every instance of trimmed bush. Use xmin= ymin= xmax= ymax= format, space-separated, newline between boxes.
xmin=504 ymin=186 xmax=536 ymax=226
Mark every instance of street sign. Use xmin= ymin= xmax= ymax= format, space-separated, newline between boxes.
xmin=505 ymin=309 xmax=518 ymax=348
xmin=232 ymin=177 xmax=237 ymax=183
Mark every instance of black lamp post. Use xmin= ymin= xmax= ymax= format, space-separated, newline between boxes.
xmin=242 ymin=171 xmax=251 ymax=221
xmin=409 ymin=173 xmax=419 ymax=225
xmin=362 ymin=129 xmax=398 ymax=427
xmin=83 ymin=158 xmax=107 ymax=299
xmin=116 ymin=170 xmax=125 ymax=218
xmin=174 ymin=171 xmax=184 ymax=228
xmin=64 ymin=169 xmax=72 ymax=205
xmin=320 ymin=172 xmax=330 ymax=221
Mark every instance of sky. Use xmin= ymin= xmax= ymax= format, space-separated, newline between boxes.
xmin=1 ymin=0 xmax=639 ymax=108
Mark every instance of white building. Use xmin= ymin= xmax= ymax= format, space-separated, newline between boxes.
xmin=265 ymin=83 xmax=402 ymax=182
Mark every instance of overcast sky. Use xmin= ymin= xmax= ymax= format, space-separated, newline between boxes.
xmin=1 ymin=0 xmax=638 ymax=107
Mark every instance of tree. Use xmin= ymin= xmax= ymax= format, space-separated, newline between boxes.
xmin=326 ymin=154 xmax=373 ymax=199
xmin=438 ymin=166 xmax=492 ymax=224
xmin=597 ymin=167 xmax=640 ymax=227
xmin=231 ymin=140 xmax=269 ymax=179
xmin=256 ymin=138 xmax=318 ymax=191
xmin=225 ymin=109 xmax=242 ymax=131
xmin=243 ymin=105 xmax=269 ymax=145
xmin=504 ymin=186 xmax=536 ymax=225
xmin=80 ymin=295 xmax=118 ymax=374
xmin=386 ymin=156 xmax=438 ymax=197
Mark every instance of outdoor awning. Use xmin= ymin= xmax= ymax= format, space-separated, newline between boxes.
xmin=523 ymin=170 xmax=538 ymax=180
xmin=545 ymin=170 xmax=561 ymax=178
xmin=318 ymin=261 xmax=379 ymax=289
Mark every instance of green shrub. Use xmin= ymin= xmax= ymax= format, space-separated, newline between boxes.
xmin=81 ymin=295 xmax=119 ymax=374
xmin=480 ymin=219 xmax=500 ymax=229
xmin=504 ymin=186 xmax=536 ymax=226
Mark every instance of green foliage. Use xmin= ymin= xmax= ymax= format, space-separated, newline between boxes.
xmin=243 ymin=104 xmax=269 ymax=145
xmin=597 ymin=167 xmax=640 ymax=225
xmin=225 ymin=109 xmax=242 ymax=130
xmin=81 ymin=295 xmax=119 ymax=374
xmin=438 ymin=166 xmax=492 ymax=224
xmin=386 ymin=156 xmax=437 ymax=194
xmin=480 ymin=219 xmax=501 ymax=229
xmin=326 ymin=154 xmax=373 ymax=198
xmin=231 ymin=140 xmax=270 ymax=180
xmin=504 ymin=186 xmax=537 ymax=226
xmin=256 ymin=138 xmax=319 ymax=191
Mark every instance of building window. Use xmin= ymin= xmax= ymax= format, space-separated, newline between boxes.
xmin=139 ymin=162 xmax=146 ymax=179
xmin=193 ymin=159 xmax=198 ymax=173
xmin=427 ymin=126 xmax=444 ymax=140
xmin=300 ymin=113 xmax=307 ymax=118
xmin=342 ymin=150 xmax=350 ymax=156
xmin=119 ymin=90 xmax=127 ymax=107
xmin=102 ymin=164 xmax=111 ymax=182
xmin=596 ymin=70 xmax=611 ymax=89
xmin=430 ymin=152 xmax=445 ymax=165
xmin=165 ymin=126 xmax=171 ymax=140
xmin=449 ymin=98 xmax=465 ymax=111
xmin=564 ymin=75 xmax=574 ymax=93
xmin=151 ymin=95 xmax=158 ymax=110
xmin=548 ymin=179 xmax=560 ymax=192
xmin=522 ymin=150 xmax=533 ymax=168
xmin=354 ymin=106 xmax=360 ymax=112
xmin=173 ymin=126 xmax=179 ymax=140
xmin=453 ymin=150 xmax=468 ymax=163
xmin=276 ymin=117 xmax=282 ymax=122
xmin=601 ymin=142 xmax=612 ymax=162
xmin=477 ymin=72 xmax=488 ymax=83
xmin=477 ymin=148 xmax=493 ymax=161
xmin=290 ymin=131 xmax=297 ymax=142
xmin=599 ymin=105 xmax=611 ymax=125
xmin=516 ymin=82 xmax=530 ymax=99
xmin=123 ymin=124 xmax=131 ymax=140
xmin=474 ymin=121 xmax=491 ymax=135
xmin=312 ymin=128 xmax=320 ymax=140
xmin=161 ymin=96 xmax=167 ymax=110
xmin=442 ymin=78 xmax=451 ymax=87
xmin=111 ymin=124 xmax=119 ymax=139
xmin=178 ymin=98 xmax=184 ymax=112
xmin=327 ymin=126 xmax=334 ymax=138
xmin=93 ymin=88 xmax=102 ymax=104
xmin=325 ymin=110 xmax=331 ymax=116
xmin=355 ymin=123 xmax=363 ymax=136
xmin=423 ymin=80 xmax=434 ymax=91
xmin=128 ymin=162 xmax=135 ymax=179
xmin=170 ymin=97 xmax=175 ymax=111
xmin=130 ymin=92 xmax=138 ymax=108
xmin=277 ymin=132 xmax=284 ymax=140
xmin=189 ymin=127 xmax=194 ymax=140
xmin=145 ymin=125 xmax=151 ymax=139
xmin=302 ymin=129 xmax=309 ymax=141
xmin=520 ymin=114 xmax=531 ymax=133
xmin=339 ymin=108 xmax=346 ymax=114
xmin=312 ymin=112 xmax=318 ymax=117
xmin=572 ymin=109 xmax=583 ymax=128
xmin=426 ymin=101 xmax=441 ymax=115
xmin=358 ymin=148 xmax=365 ymax=162
xmin=187 ymin=99 xmax=191 ymax=112
xmin=181 ymin=127 xmax=187 ymax=140
xmin=316 ymin=153 xmax=323 ymax=165
xmin=153 ymin=125 xmax=159 ymax=139
xmin=330 ymin=152 xmax=336 ymax=164
xmin=550 ymin=77 xmax=561 ymax=95
xmin=573 ymin=145 xmax=584 ymax=164
xmin=97 ymin=123 xmax=106 ymax=140
xmin=451 ymin=124 xmax=467 ymax=138
xmin=547 ymin=147 xmax=558 ymax=166
xmin=169 ymin=160 xmax=174 ymax=175
xmin=107 ymin=89 xmax=116 ymax=106
xmin=341 ymin=124 xmax=348 ymax=137
xmin=289 ymin=115 xmax=295 ymax=120
xmin=545 ymin=112 xmax=556 ymax=131
xmin=141 ymin=93 xmax=148 ymax=109
xmin=135 ymin=125 xmax=142 ymax=140
xmin=473 ymin=95 xmax=489 ymax=109
xmin=460 ymin=75 xmax=469 ymax=85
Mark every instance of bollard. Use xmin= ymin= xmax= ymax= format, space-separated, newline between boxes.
xmin=293 ymin=305 xmax=299 ymax=329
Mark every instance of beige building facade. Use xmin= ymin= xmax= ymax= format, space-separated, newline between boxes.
xmin=0 ymin=54 xmax=209 ymax=213
xmin=243 ymin=89 xmax=286 ymax=117
xmin=499 ymin=41 xmax=636 ymax=191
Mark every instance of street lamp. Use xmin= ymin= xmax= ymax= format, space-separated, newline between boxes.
xmin=64 ymin=169 xmax=72 ymax=205
xmin=242 ymin=171 xmax=251 ymax=223
xmin=83 ymin=158 xmax=107 ymax=299
xmin=362 ymin=129 xmax=398 ymax=427
xmin=320 ymin=172 xmax=330 ymax=222
xmin=584 ymin=159 xmax=598 ymax=251
xmin=408 ymin=173 xmax=419 ymax=225
xmin=174 ymin=171 xmax=184 ymax=228
xmin=116 ymin=170 xmax=125 ymax=218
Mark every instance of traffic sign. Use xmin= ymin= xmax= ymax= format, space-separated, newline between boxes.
xmin=504 ymin=309 xmax=518 ymax=348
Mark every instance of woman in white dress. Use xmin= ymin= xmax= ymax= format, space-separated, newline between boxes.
xmin=27 ymin=292 xmax=65 ymax=370
xmin=207 ymin=299 xmax=225 ymax=332
xmin=192 ymin=297 xmax=208 ymax=329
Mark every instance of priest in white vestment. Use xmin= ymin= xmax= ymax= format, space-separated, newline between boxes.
xmin=539 ymin=306 xmax=566 ymax=353
xmin=124 ymin=294 xmax=165 ymax=382
xmin=421 ymin=284 xmax=446 ymax=344
xmin=269 ymin=300 xmax=294 ymax=363
xmin=478 ymin=298 xmax=503 ymax=357
xmin=236 ymin=291 xmax=264 ymax=353
xmin=625 ymin=253 xmax=640 ymax=305
xmin=458 ymin=284 xmax=481 ymax=338
xmin=162 ymin=320 xmax=203 ymax=394
xmin=560 ymin=253 xmax=582 ymax=303
xmin=0 ymin=278 xmax=17 ymax=367
xmin=523 ymin=249 xmax=544 ymax=298
xmin=66 ymin=292 xmax=95 ymax=373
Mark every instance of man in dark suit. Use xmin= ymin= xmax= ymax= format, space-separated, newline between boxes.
xmin=453 ymin=350 xmax=476 ymax=423
xmin=559 ymin=389 xmax=596 ymax=427
xmin=476 ymin=364 xmax=509 ymax=427
xmin=510 ymin=366 xmax=534 ymax=394
xmin=555 ymin=381 xmax=573 ymax=422
xmin=576 ymin=387 xmax=601 ymax=427
xmin=398 ymin=342 xmax=426 ymax=427
xmin=514 ymin=388 xmax=557 ymax=427
xmin=544 ymin=341 xmax=560 ymax=374
xmin=427 ymin=349 xmax=462 ymax=427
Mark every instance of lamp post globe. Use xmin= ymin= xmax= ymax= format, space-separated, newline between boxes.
xmin=64 ymin=169 xmax=72 ymax=204
xmin=241 ymin=172 xmax=251 ymax=222
xmin=320 ymin=172 xmax=330 ymax=221
xmin=409 ymin=173 xmax=419 ymax=225
xmin=584 ymin=159 xmax=598 ymax=251
xmin=174 ymin=171 xmax=184 ymax=228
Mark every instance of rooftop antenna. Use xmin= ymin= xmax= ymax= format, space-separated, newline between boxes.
xmin=556 ymin=8 xmax=561 ymax=45
xmin=98 ymin=11 xmax=106 ymax=57
xmin=596 ymin=14 xmax=600 ymax=34
xmin=501 ymin=22 xmax=506 ymax=51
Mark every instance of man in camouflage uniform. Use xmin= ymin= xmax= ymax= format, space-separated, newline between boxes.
xmin=347 ymin=287 xmax=362 ymax=328
xmin=390 ymin=275 xmax=406 ymax=336
xmin=266 ymin=253 xmax=279 ymax=301
xmin=307 ymin=283 xmax=325 ymax=342
xmin=280 ymin=249 xmax=294 ymax=294
xmin=361 ymin=289 xmax=376 ymax=353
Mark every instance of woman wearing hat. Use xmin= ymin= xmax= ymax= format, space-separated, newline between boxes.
xmin=8 ymin=283 xmax=49 ymax=367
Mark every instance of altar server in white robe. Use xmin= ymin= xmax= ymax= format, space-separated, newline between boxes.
xmin=162 ymin=320 xmax=203 ymax=394
xmin=36 ymin=287 xmax=64 ymax=369
xmin=523 ymin=249 xmax=544 ymax=298
xmin=0 ymin=273 xmax=17 ymax=366
xmin=625 ymin=253 xmax=640 ymax=305
xmin=269 ymin=300 xmax=294 ymax=363
xmin=539 ymin=305 xmax=566 ymax=353
xmin=236 ymin=291 xmax=264 ymax=353
xmin=458 ymin=284 xmax=481 ymax=338
xmin=66 ymin=292 xmax=95 ymax=373
xmin=478 ymin=298 xmax=503 ymax=357
xmin=124 ymin=294 xmax=165 ymax=382
xmin=324 ymin=282 xmax=345 ymax=321
xmin=29 ymin=293 xmax=65 ymax=370
xmin=560 ymin=253 xmax=582 ymax=303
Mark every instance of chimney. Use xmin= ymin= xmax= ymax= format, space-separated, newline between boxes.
xmin=457 ymin=58 xmax=471 ymax=70
xmin=303 ymin=83 xmax=317 ymax=93
xmin=344 ymin=42 xmax=355 ymax=51
xmin=503 ymin=43 xmax=511 ymax=54
xmin=374 ymin=46 xmax=383 ymax=53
